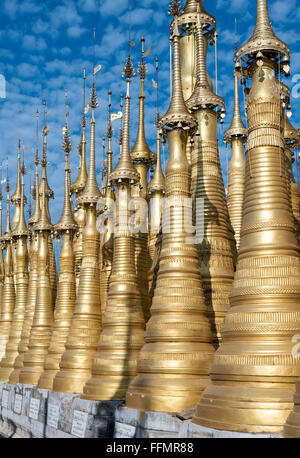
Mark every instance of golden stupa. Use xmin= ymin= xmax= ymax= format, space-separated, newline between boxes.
xmin=126 ymin=7 xmax=214 ymax=413
xmin=224 ymin=70 xmax=247 ymax=250
xmin=38 ymin=94 xmax=78 ymax=390
xmin=53 ymin=47 xmax=102 ymax=394
xmin=0 ymin=160 xmax=29 ymax=382
xmin=9 ymin=125 xmax=41 ymax=384
xmin=82 ymin=48 xmax=145 ymax=401
xmin=130 ymin=38 xmax=154 ymax=324
xmin=184 ymin=2 xmax=236 ymax=346
xmin=71 ymin=70 xmax=88 ymax=295
xmin=0 ymin=169 xmax=15 ymax=360
xmin=99 ymin=90 xmax=115 ymax=318
xmin=192 ymin=0 xmax=300 ymax=433
xmin=19 ymin=176 xmax=54 ymax=385
xmin=148 ymin=58 xmax=165 ymax=295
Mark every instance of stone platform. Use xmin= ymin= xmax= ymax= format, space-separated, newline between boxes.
xmin=0 ymin=382 xmax=121 ymax=438
xmin=0 ymin=383 xmax=284 ymax=438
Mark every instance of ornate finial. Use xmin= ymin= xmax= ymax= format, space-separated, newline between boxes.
xmin=71 ymin=69 xmax=88 ymax=195
xmin=186 ymin=8 xmax=225 ymax=112
xmin=90 ymin=29 xmax=99 ymax=110
xmin=107 ymin=90 xmax=113 ymax=140
xmin=55 ymin=98 xmax=77 ymax=233
xmin=62 ymin=89 xmax=71 ymax=155
xmin=131 ymin=37 xmax=153 ymax=163
xmin=160 ymin=13 xmax=197 ymax=131
xmin=169 ymin=0 xmax=183 ymax=17
xmin=224 ymin=71 xmax=248 ymax=142
xmin=236 ymin=0 xmax=290 ymax=73
xmin=179 ymin=0 xmax=215 ymax=33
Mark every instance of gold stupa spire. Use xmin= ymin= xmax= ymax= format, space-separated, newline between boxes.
xmin=0 ymin=165 xmax=15 ymax=359
xmin=77 ymin=34 xmax=102 ymax=205
xmin=131 ymin=37 xmax=153 ymax=323
xmin=11 ymin=139 xmax=23 ymax=231
xmin=148 ymin=57 xmax=165 ymax=288
xmin=193 ymin=0 xmax=300 ymax=433
xmin=148 ymin=58 xmax=165 ymax=196
xmin=82 ymin=24 xmax=145 ymax=401
xmin=71 ymin=69 xmax=88 ymax=196
xmin=236 ymin=0 xmax=290 ymax=72
xmin=110 ymin=56 xmax=139 ymax=183
xmin=38 ymin=91 xmax=77 ymax=390
xmin=55 ymin=92 xmax=77 ymax=232
xmin=131 ymin=37 xmax=153 ymax=166
xmin=39 ymin=98 xmax=57 ymax=308
xmin=179 ymin=0 xmax=215 ymax=103
xmin=126 ymin=3 xmax=214 ymax=412
xmin=224 ymin=72 xmax=247 ymax=140
xmin=39 ymin=98 xmax=54 ymax=202
xmin=224 ymin=69 xmax=247 ymax=250
xmin=72 ymin=71 xmax=89 ymax=292
xmin=9 ymin=146 xmax=40 ymax=384
xmin=161 ymin=15 xmax=197 ymax=130
xmin=186 ymin=5 xmax=235 ymax=344
xmin=19 ymin=177 xmax=54 ymax=384
xmin=105 ymin=90 xmax=114 ymax=199
xmin=0 ymin=162 xmax=29 ymax=381
xmin=186 ymin=8 xmax=224 ymax=111
xmin=3 ymin=162 xmax=11 ymax=239
xmin=29 ymin=111 xmax=41 ymax=226
xmin=99 ymin=91 xmax=115 ymax=316
xmin=53 ymin=30 xmax=102 ymax=394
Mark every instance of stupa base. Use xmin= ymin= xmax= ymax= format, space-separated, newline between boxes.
xmin=126 ymin=374 xmax=210 ymax=413
xmin=192 ymin=383 xmax=295 ymax=434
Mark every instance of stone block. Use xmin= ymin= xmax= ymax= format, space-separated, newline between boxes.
xmin=114 ymin=405 xmax=141 ymax=427
xmin=114 ymin=421 xmax=137 ymax=438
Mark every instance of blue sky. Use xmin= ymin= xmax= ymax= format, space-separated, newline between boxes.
xmin=0 ymin=0 xmax=299 ymax=241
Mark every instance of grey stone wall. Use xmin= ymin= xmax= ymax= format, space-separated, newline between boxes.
xmin=0 ymin=383 xmax=283 ymax=438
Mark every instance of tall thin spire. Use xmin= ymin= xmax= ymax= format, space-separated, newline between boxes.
xmin=77 ymin=31 xmax=102 ymax=204
xmin=105 ymin=90 xmax=115 ymax=199
xmin=149 ymin=58 xmax=165 ymax=193
xmin=160 ymin=13 xmax=197 ymax=131
xmin=3 ymin=160 xmax=11 ymax=238
xmin=131 ymin=37 xmax=153 ymax=163
xmin=236 ymin=0 xmax=290 ymax=71
xmin=224 ymin=71 xmax=247 ymax=141
xmin=13 ymin=162 xmax=28 ymax=237
xmin=111 ymin=39 xmax=139 ymax=183
xmin=34 ymin=177 xmax=52 ymax=231
xmin=186 ymin=7 xmax=224 ymax=111
xmin=39 ymin=97 xmax=54 ymax=200
xmin=11 ymin=139 xmax=22 ymax=203
xmin=55 ymin=91 xmax=77 ymax=232
xmin=0 ymin=164 xmax=3 ymax=238
xmin=71 ymin=68 xmax=88 ymax=196
xmin=29 ymin=110 xmax=41 ymax=226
